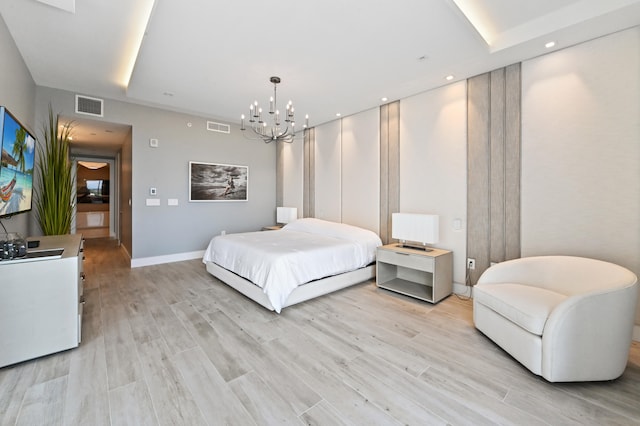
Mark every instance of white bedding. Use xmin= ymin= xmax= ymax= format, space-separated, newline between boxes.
xmin=202 ymin=218 xmax=382 ymax=312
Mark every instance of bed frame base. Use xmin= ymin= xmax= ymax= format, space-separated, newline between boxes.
xmin=205 ymin=262 xmax=375 ymax=312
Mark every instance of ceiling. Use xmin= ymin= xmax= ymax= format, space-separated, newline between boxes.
xmin=1 ymin=0 xmax=639 ymax=153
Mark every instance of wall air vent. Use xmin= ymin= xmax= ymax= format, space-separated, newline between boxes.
xmin=75 ymin=95 xmax=104 ymax=117
xmin=207 ymin=121 xmax=230 ymax=134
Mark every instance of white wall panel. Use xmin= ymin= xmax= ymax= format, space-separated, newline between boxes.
xmin=341 ymin=109 xmax=380 ymax=233
xmin=314 ymin=120 xmax=342 ymax=222
xmin=281 ymin=138 xmax=304 ymax=217
xmin=400 ymin=81 xmax=468 ymax=285
xmin=521 ymin=27 xmax=640 ymax=323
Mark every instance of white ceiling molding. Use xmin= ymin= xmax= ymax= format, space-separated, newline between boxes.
xmin=453 ymin=0 xmax=640 ymax=52
xmin=36 ymin=0 xmax=75 ymax=13
xmin=121 ymin=0 xmax=157 ymax=88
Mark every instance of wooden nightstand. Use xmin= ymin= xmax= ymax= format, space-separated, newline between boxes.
xmin=376 ymin=243 xmax=453 ymax=303
xmin=261 ymin=225 xmax=283 ymax=231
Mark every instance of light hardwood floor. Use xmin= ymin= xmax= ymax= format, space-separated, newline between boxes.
xmin=1 ymin=238 xmax=639 ymax=425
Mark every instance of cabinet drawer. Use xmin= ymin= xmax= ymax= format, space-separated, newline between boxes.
xmin=377 ymin=249 xmax=434 ymax=272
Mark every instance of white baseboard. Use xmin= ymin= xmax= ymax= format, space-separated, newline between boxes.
xmin=131 ymin=250 xmax=205 ymax=268
xmin=453 ymin=282 xmax=473 ymax=298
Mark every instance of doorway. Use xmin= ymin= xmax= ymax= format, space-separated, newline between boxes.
xmin=74 ymin=158 xmax=114 ymax=238
xmin=62 ymin=115 xmax=131 ymax=248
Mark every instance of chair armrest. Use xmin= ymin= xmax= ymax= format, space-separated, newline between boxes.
xmin=541 ymin=282 xmax=638 ymax=382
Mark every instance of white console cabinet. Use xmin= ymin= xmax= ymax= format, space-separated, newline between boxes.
xmin=0 ymin=234 xmax=84 ymax=367
xmin=376 ymin=244 xmax=453 ymax=303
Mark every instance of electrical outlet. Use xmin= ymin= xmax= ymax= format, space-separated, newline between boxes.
xmin=467 ymin=258 xmax=476 ymax=270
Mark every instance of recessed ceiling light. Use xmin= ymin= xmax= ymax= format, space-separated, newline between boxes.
xmin=336 ymin=113 xmax=341 ymax=117
xmin=545 ymin=41 xmax=556 ymax=49
xmin=381 ymin=97 xmax=388 ymax=102
xmin=445 ymin=75 xmax=454 ymax=81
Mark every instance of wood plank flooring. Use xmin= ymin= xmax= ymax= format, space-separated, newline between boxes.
xmin=1 ymin=238 xmax=639 ymax=425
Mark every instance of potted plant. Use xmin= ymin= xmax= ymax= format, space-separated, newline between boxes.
xmin=34 ymin=106 xmax=74 ymax=235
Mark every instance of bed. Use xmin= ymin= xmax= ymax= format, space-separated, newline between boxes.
xmin=202 ymin=218 xmax=382 ymax=312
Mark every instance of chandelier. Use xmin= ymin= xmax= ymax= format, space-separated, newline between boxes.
xmin=240 ymin=76 xmax=308 ymax=143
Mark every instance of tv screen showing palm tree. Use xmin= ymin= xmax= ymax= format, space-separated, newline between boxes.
xmin=0 ymin=106 xmax=36 ymax=218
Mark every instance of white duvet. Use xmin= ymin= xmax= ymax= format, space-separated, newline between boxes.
xmin=202 ymin=218 xmax=382 ymax=312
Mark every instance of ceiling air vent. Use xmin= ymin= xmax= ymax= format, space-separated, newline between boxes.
xmin=207 ymin=121 xmax=230 ymax=134
xmin=75 ymin=94 xmax=103 ymax=117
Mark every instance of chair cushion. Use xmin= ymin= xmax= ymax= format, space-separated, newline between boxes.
xmin=474 ymin=283 xmax=567 ymax=335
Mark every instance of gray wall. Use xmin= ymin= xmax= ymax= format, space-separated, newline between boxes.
xmin=0 ymin=14 xmax=36 ymax=237
xmin=34 ymin=86 xmax=277 ymax=260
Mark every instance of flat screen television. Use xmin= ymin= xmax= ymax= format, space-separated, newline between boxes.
xmin=0 ymin=106 xmax=36 ymax=218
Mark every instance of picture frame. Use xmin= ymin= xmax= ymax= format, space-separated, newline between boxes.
xmin=189 ymin=161 xmax=248 ymax=202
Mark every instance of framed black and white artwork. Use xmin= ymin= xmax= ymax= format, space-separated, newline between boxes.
xmin=189 ymin=161 xmax=248 ymax=202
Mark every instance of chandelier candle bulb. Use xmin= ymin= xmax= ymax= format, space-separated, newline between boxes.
xmin=241 ymin=114 xmax=245 ymax=130
xmin=269 ymin=96 xmax=274 ymax=113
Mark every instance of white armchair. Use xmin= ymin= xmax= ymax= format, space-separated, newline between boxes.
xmin=473 ymin=256 xmax=638 ymax=382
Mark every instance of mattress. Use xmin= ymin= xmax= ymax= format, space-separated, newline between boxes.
xmin=202 ymin=218 xmax=382 ymax=312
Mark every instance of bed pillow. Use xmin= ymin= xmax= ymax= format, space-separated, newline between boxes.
xmin=283 ymin=218 xmax=382 ymax=252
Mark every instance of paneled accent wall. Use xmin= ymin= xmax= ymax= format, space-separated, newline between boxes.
xmin=467 ymin=64 xmax=521 ymax=284
xmin=300 ymin=109 xmax=379 ymax=233
xmin=379 ymin=102 xmax=400 ymax=244
xmin=520 ymin=28 xmax=640 ymax=325
xmin=400 ymin=82 xmax=468 ymax=285
xmin=313 ymin=121 xmax=342 ymax=222
xmin=278 ymin=132 xmax=304 ymax=216
xmin=341 ymin=109 xmax=380 ymax=233
xmin=303 ymin=127 xmax=315 ymax=217
xmin=276 ymin=142 xmax=284 ymax=208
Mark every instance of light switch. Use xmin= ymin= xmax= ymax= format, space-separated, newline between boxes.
xmin=149 ymin=138 xmax=158 ymax=148
xmin=149 ymin=187 xmax=157 ymax=196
